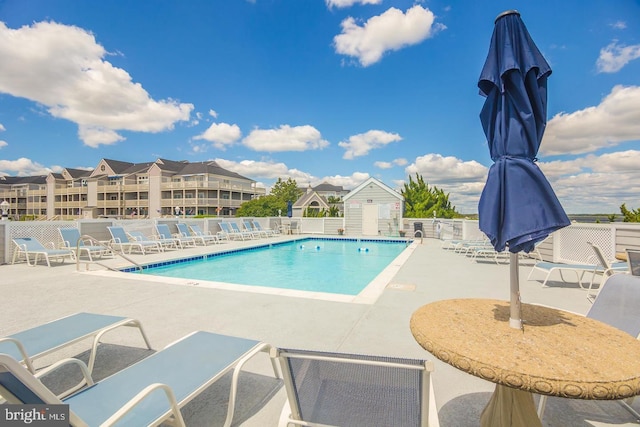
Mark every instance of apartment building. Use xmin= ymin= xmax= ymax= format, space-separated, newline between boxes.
xmin=0 ymin=158 xmax=265 ymax=220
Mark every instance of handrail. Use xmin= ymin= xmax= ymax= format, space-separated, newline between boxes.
xmin=414 ymin=230 xmax=424 ymax=244
xmin=74 ymin=234 xmax=142 ymax=272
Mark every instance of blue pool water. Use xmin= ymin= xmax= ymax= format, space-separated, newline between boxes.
xmin=131 ymin=238 xmax=408 ymax=295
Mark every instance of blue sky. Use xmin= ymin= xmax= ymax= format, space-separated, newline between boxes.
xmin=1 ymin=0 xmax=639 ymax=214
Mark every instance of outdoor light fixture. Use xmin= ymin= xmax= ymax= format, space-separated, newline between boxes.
xmin=0 ymin=199 xmax=9 ymax=220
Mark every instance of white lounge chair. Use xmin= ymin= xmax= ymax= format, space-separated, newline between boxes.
xmin=527 ymin=259 xmax=627 ymax=289
xmin=586 ymin=242 xmax=630 ymax=301
xmin=243 ymin=219 xmax=268 ymax=238
xmin=192 ymin=223 xmax=227 ymax=243
xmin=230 ymin=221 xmax=258 ymax=239
xmin=155 ymin=223 xmax=196 ymax=248
xmin=128 ymin=230 xmax=177 ymax=251
xmin=273 ymin=347 xmax=440 ymax=427
xmin=253 ymin=220 xmax=279 ymax=236
xmin=0 ymin=331 xmax=278 ymax=427
xmin=219 ymin=222 xmax=246 ymax=241
xmin=12 ymin=237 xmax=76 ymax=267
xmin=107 ymin=226 xmax=163 ymax=254
xmin=59 ymin=227 xmax=111 ymax=261
xmin=177 ymin=223 xmax=218 ymax=245
xmin=538 ymin=274 xmax=640 ymax=420
xmin=0 ymin=312 xmax=151 ymax=397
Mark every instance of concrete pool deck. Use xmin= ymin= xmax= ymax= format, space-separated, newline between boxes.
xmin=1 ymin=235 xmax=639 ymax=426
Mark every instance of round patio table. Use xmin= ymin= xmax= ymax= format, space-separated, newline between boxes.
xmin=410 ymin=299 xmax=640 ymax=427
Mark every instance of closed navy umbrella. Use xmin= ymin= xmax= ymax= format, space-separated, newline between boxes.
xmin=286 ymin=200 xmax=293 ymax=218
xmin=478 ymin=10 xmax=570 ymax=329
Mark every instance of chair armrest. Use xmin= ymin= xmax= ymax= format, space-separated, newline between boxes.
xmin=101 ymin=383 xmax=186 ymax=427
xmin=35 ymin=357 xmax=95 ymax=399
xmin=46 ymin=242 xmax=56 ymax=249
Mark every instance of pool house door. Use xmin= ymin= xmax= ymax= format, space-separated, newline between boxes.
xmin=362 ymin=204 xmax=379 ymax=236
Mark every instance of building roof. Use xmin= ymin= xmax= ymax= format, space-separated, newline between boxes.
xmin=313 ymin=182 xmax=344 ymax=192
xmin=64 ymin=168 xmax=93 ymax=179
xmin=293 ymin=191 xmax=329 ymax=209
xmin=0 ymin=175 xmax=47 ymax=185
xmin=343 ymin=177 xmax=403 ymax=201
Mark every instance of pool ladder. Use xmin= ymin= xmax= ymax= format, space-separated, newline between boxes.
xmin=74 ymin=234 xmax=142 ymax=272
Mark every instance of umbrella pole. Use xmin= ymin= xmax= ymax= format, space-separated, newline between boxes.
xmin=509 ymin=252 xmax=523 ymax=329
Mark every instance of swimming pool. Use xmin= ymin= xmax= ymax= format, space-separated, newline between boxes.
xmin=124 ymin=238 xmax=413 ymax=302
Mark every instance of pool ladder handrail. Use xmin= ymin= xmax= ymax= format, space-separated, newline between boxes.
xmin=74 ymin=234 xmax=143 ymax=272
xmin=413 ymin=230 xmax=423 ymax=244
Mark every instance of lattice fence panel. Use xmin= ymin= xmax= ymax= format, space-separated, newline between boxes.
xmin=555 ymin=225 xmax=614 ymax=264
xmin=7 ymin=221 xmax=77 ymax=262
xmin=113 ymin=219 xmax=157 ymax=238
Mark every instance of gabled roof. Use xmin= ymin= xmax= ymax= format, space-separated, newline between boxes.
xmin=313 ymin=182 xmax=344 ymax=192
xmin=293 ymin=191 xmax=330 ymax=209
xmin=64 ymin=168 xmax=93 ymax=179
xmin=150 ymin=159 xmax=254 ymax=181
xmin=343 ymin=177 xmax=403 ymax=201
xmin=0 ymin=175 xmax=47 ymax=185
xmin=103 ymin=159 xmax=135 ymax=174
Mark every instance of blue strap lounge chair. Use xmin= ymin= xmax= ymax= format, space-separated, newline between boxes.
xmin=0 ymin=331 xmax=278 ymax=427
xmin=177 ymin=223 xmax=218 ymax=245
xmin=155 ymin=223 xmax=196 ymax=248
xmin=58 ymin=227 xmax=111 ymax=261
xmin=107 ymin=226 xmax=163 ymax=254
xmin=253 ymin=220 xmax=279 ymax=236
xmin=219 ymin=222 xmax=244 ymax=241
xmin=0 ymin=312 xmax=151 ymax=396
xmin=191 ymin=223 xmax=227 ymax=243
xmin=11 ymin=237 xmax=76 ymax=267
xmin=230 ymin=221 xmax=257 ymax=240
xmin=274 ymin=348 xmax=440 ymax=427
xmin=128 ymin=230 xmax=177 ymax=251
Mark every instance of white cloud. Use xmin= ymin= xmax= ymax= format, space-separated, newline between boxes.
xmin=610 ymin=21 xmax=627 ymax=30
xmin=333 ymin=5 xmax=445 ymax=66
xmin=209 ymin=110 xmax=218 ymax=119
xmin=542 ymin=85 xmax=640 ymax=155
xmin=596 ymin=41 xmax=640 ymax=73
xmin=243 ymin=125 xmax=329 ymax=152
xmin=0 ymin=141 xmax=7 ymax=148
xmin=193 ymin=122 xmax=242 ymax=150
xmin=374 ymin=157 xmax=408 ymax=169
xmin=339 ymin=130 xmax=402 ymax=159
xmin=326 ymin=0 xmax=381 ymax=8
xmin=316 ymin=172 xmax=371 ymax=190
xmin=0 ymin=21 xmax=193 ymax=148
xmin=406 ymin=154 xmax=487 ymax=183
xmin=0 ymin=158 xmax=63 ymax=176
xmin=0 ymin=123 xmax=5 ymax=131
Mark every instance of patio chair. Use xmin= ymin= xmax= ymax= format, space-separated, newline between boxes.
xmin=58 ymin=227 xmax=112 ymax=262
xmin=538 ymin=273 xmax=640 ymax=420
xmin=243 ymin=219 xmax=268 ymax=238
xmin=0 ymin=312 xmax=151 ymax=396
xmin=219 ymin=222 xmax=247 ymax=241
xmin=107 ymin=226 xmax=163 ymax=255
xmin=128 ymin=230 xmax=177 ymax=251
xmin=155 ymin=223 xmax=197 ymax=248
xmin=527 ymin=259 xmax=625 ymax=289
xmin=627 ymin=249 xmax=640 ymax=276
xmin=11 ymin=237 xmax=76 ymax=267
xmin=253 ymin=220 xmax=279 ymax=236
xmin=177 ymin=222 xmax=218 ymax=245
xmin=230 ymin=221 xmax=258 ymax=239
xmin=273 ymin=347 xmax=440 ymax=427
xmin=0 ymin=331 xmax=279 ymax=427
xmin=192 ymin=223 xmax=227 ymax=243
xmin=586 ymin=242 xmax=630 ymax=301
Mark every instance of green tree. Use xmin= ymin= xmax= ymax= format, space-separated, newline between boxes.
xmin=607 ymin=214 xmax=617 ymax=223
xmin=270 ymin=178 xmax=302 ymax=204
xmin=401 ymin=173 xmax=460 ymax=218
xmin=237 ymin=177 xmax=303 ymax=217
xmin=620 ymin=203 xmax=640 ymax=222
